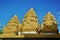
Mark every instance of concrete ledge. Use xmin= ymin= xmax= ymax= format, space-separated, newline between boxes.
xmin=0 ymin=34 xmax=60 ymax=38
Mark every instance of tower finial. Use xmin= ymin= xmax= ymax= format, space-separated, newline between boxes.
xmin=29 ymin=8 xmax=34 ymax=11
xmin=14 ymin=14 xmax=17 ymax=17
xmin=48 ymin=11 xmax=51 ymax=14
xmin=30 ymin=8 xmax=34 ymax=10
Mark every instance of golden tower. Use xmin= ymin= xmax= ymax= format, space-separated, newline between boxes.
xmin=3 ymin=15 xmax=21 ymax=35
xmin=21 ymin=8 xmax=40 ymax=34
xmin=42 ymin=12 xmax=58 ymax=34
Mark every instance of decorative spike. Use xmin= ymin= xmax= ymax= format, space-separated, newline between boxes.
xmin=48 ymin=11 xmax=51 ymax=14
xmin=30 ymin=8 xmax=34 ymax=10
xmin=14 ymin=15 xmax=17 ymax=17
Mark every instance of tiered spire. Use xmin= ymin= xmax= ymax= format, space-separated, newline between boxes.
xmin=42 ymin=12 xmax=58 ymax=33
xmin=3 ymin=15 xmax=21 ymax=35
xmin=3 ymin=9 xmax=59 ymax=35
xmin=43 ymin=12 xmax=56 ymax=25
xmin=21 ymin=8 xmax=40 ymax=33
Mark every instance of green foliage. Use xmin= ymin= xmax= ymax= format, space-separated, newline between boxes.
xmin=0 ymin=30 xmax=3 ymax=34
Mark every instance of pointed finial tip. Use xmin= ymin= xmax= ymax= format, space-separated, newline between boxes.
xmin=30 ymin=8 xmax=33 ymax=10
xmin=14 ymin=15 xmax=17 ymax=17
xmin=14 ymin=15 xmax=17 ymax=16
xmin=48 ymin=11 xmax=51 ymax=14
xmin=30 ymin=8 xmax=34 ymax=10
xmin=29 ymin=8 xmax=34 ymax=12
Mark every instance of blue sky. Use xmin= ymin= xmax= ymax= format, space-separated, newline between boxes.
xmin=0 ymin=0 xmax=60 ymax=32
